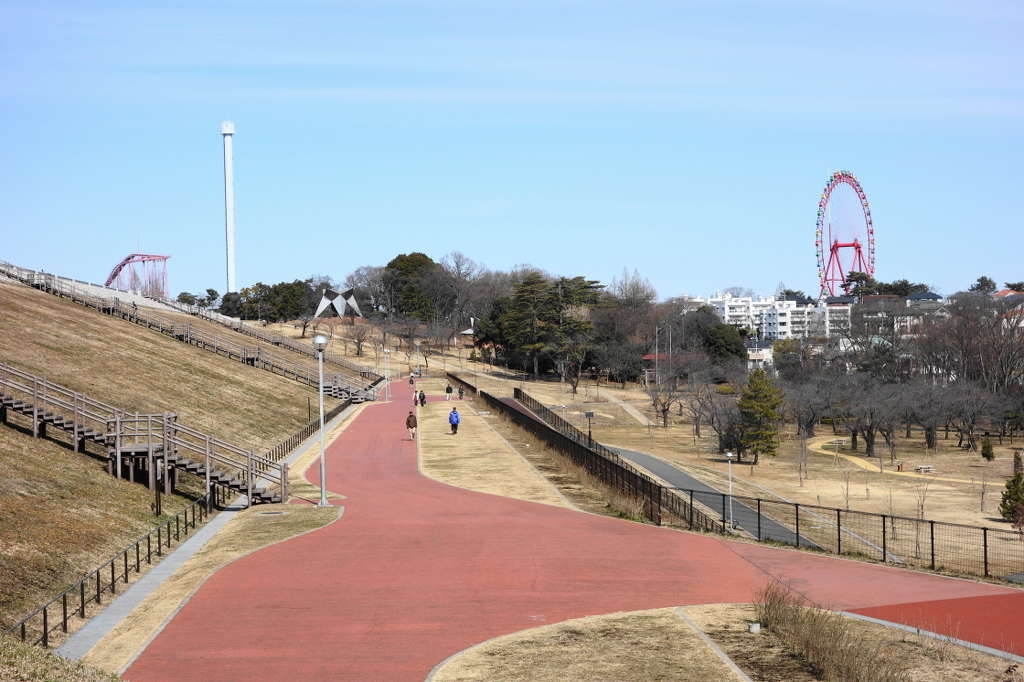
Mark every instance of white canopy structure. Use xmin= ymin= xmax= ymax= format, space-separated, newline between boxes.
xmin=315 ymin=288 xmax=362 ymax=318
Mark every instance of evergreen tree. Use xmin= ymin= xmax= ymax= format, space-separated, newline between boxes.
xmin=981 ymin=437 xmax=994 ymax=462
xmin=999 ymin=473 xmax=1024 ymax=522
xmin=738 ymin=369 xmax=783 ymax=464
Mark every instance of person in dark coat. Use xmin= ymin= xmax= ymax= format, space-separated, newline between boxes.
xmin=458 ymin=385 xmax=465 ymax=400
xmin=448 ymin=407 xmax=460 ymax=434
xmin=418 ymin=390 xmax=426 ymax=407
xmin=445 ymin=384 xmax=454 ymax=401
xmin=405 ymin=411 xmax=417 ymax=440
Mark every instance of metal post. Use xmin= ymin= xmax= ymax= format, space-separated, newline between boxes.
xmin=881 ymin=515 xmax=887 ymax=563
xmin=727 ymin=455 xmax=734 ymax=529
xmin=80 ymin=581 xmax=85 ymax=618
xmin=795 ymin=504 xmax=800 ymax=548
xmin=756 ymin=499 xmax=762 ymax=541
xmin=689 ymin=490 xmax=694 ymax=529
xmin=836 ymin=509 xmax=842 ymax=554
xmin=929 ymin=520 xmax=936 ymax=570
xmin=42 ymin=607 xmax=48 ymax=648
xmin=317 ymin=348 xmax=327 ymax=507
xmin=62 ymin=593 xmax=68 ymax=633
xmin=721 ymin=494 xmax=726 ymax=533
xmin=983 ymin=528 xmax=989 ymax=577
xmin=205 ymin=435 xmax=211 ymax=513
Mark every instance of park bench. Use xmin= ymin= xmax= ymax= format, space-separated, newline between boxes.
xmin=913 ymin=465 xmax=935 ymax=474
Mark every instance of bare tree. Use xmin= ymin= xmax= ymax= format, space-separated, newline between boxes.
xmin=349 ymin=323 xmax=371 ymax=357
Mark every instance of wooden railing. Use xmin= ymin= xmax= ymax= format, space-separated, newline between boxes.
xmin=158 ymin=298 xmax=382 ymax=382
xmin=0 ymin=361 xmax=287 ymax=504
xmin=0 ymin=262 xmax=374 ymax=398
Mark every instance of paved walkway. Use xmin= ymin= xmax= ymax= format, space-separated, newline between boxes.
xmin=610 ymin=445 xmax=819 ymax=548
xmin=124 ymin=381 xmax=1024 ymax=681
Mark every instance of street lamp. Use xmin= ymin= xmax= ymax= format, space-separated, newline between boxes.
xmin=383 ymin=348 xmax=391 ymax=401
xmin=585 ymin=411 xmax=595 ymax=446
xmin=725 ymin=450 xmax=736 ymax=529
xmin=313 ymin=334 xmax=329 ymax=507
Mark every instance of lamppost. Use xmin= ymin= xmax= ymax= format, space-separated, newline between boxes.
xmin=383 ymin=348 xmax=391 ymax=400
xmin=725 ymin=450 xmax=736 ymax=529
xmin=585 ymin=411 xmax=595 ymax=447
xmin=313 ymin=334 xmax=329 ymax=507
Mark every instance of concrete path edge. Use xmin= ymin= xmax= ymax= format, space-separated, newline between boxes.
xmin=56 ymin=403 xmax=360 ymax=662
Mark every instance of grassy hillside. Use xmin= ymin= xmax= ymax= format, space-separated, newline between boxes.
xmin=0 ymin=427 xmax=193 ymax=628
xmin=0 ymin=279 xmax=337 ymax=629
xmin=0 ymin=281 xmax=334 ymax=452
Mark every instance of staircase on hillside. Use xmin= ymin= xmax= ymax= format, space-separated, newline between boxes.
xmin=0 ymin=362 xmax=286 ymax=505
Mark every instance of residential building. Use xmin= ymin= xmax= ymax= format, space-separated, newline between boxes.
xmin=699 ymin=293 xmax=852 ymax=341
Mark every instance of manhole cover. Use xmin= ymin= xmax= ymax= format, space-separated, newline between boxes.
xmin=258 ymin=511 xmax=286 ymax=516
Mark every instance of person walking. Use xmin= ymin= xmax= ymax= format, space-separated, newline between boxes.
xmin=445 ymin=384 xmax=453 ymax=401
xmin=405 ymin=411 xmax=418 ymax=440
xmin=448 ymin=407 xmax=460 ymax=434
xmin=418 ymin=390 xmax=426 ymax=407
xmin=408 ymin=372 xmax=415 ymax=386
xmin=458 ymin=385 xmax=465 ymax=400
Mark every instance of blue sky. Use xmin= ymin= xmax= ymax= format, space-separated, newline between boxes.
xmin=2 ymin=0 xmax=1021 ymax=300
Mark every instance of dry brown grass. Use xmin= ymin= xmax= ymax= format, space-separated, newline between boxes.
xmin=415 ymin=377 xmax=570 ymax=509
xmin=1 ymin=633 xmax=118 ymax=682
xmin=0 ymin=281 xmax=332 ymax=452
xmin=81 ymin=505 xmax=340 ymax=674
xmin=0 ymin=280 xmax=338 ymax=633
xmin=431 ymin=608 xmax=742 ymax=682
xmin=747 ymin=582 xmax=1015 ymax=682
xmin=0 ymin=427 xmax=193 ymax=629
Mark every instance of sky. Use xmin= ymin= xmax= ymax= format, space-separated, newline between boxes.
xmin=2 ymin=0 xmax=1021 ymax=301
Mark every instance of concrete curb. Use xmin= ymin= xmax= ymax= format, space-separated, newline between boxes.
xmin=674 ymin=607 xmax=753 ymax=681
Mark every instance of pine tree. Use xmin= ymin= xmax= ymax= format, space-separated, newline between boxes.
xmin=738 ymin=369 xmax=784 ymax=464
xmin=999 ymin=473 xmax=1024 ymax=522
xmin=981 ymin=437 xmax=994 ymax=462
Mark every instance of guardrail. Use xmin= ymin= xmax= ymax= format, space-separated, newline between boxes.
xmin=4 ymin=492 xmax=215 ymax=648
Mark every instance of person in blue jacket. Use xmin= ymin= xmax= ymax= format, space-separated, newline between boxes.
xmin=448 ymin=407 xmax=460 ymax=434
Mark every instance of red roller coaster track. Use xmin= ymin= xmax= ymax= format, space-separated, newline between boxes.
xmin=105 ymin=254 xmax=170 ymax=298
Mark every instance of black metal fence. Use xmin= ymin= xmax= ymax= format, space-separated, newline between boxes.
xmin=490 ymin=382 xmax=1024 ymax=583
xmin=666 ymin=488 xmax=1023 ymax=581
xmin=4 ymin=492 xmax=217 ymax=648
xmin=479 ymin=389 xmax=674 ymax=524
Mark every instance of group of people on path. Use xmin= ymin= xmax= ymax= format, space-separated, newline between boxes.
xmin=404 ymin=377 xmax=463 ymax=440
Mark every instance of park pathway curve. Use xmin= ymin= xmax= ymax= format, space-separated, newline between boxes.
xmin=124 ymin=381 xmax=1024 ymax=681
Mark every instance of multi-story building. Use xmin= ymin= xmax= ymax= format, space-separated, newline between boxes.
xmin=699 ymin=293 xmax=852 ymax=340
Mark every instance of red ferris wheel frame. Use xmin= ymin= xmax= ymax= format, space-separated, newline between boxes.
xmin=816 ymin=171 xmax=875 ymax=297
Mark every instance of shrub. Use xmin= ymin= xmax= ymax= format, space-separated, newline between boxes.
xmin=981 ymin=437 xmax=994 ymax=461
xmin=756 ymin=581 xmax=909 ymax=682
xmin=1000 ymin=473 xmax=1024 ymax=522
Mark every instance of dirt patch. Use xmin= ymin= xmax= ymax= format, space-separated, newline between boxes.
xmin=431 ymin=608 xmax=741 ymax=682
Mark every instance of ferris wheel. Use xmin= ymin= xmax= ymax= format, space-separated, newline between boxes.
xmin=816 ymin=171 xmax=875 ymax=297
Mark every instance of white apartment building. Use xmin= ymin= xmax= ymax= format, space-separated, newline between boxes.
xmin=700 ymin=293 xmax=851 ymax=340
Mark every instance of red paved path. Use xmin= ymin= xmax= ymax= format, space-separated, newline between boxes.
xmin=126 ymin=382 xmax=1023 ymax=680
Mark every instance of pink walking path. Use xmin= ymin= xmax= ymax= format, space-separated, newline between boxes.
xmin=125 ymin=382 xmax=1023 ymax=680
